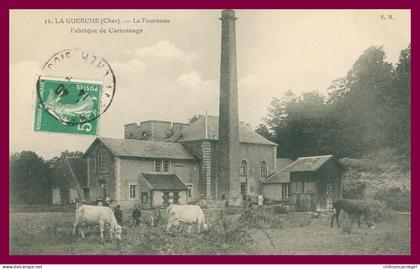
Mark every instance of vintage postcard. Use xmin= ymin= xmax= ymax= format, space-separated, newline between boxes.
xmin=9 ymin=9 xmax=411 ymax=255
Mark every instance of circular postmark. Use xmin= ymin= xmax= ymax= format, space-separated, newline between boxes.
xmin=36 ymin=49 xmax=116 ymax=126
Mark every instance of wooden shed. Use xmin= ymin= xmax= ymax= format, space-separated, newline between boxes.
xmin=51 ymin=157 xmax=87 ymax=205
xmin=282 ymin=155 xmax=343 ymax=212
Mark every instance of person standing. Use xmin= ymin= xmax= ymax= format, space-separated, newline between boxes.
xmin=114 ymin=205 xmax=123 ymax=225
xmin=246 ymin=195 xmax=252 ymax=208
xmin=132 ymin=204 xmax=142 ymax=226
xmin=257 ymin=194 xmax=264 ymax=207
xmin=104 ymin=196 xmax=111 ymax=207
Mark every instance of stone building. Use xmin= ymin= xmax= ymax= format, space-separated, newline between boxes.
xmin=83 ymin=114 xmax=277 ymax=208
xmin=83 ymin=9 xmax=279 ymax=208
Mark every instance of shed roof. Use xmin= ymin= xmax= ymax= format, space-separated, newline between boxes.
xmin=84 ymin=137 xmax=197 ymax=160
xmin=174 ymin=115 xmax=276 ymax=145
xmin=262 ymin=158 xmax=293 ymax=184
xmin=277 ymin=158 xmax=293 ymax=169
xmin=263 ymin=172 xmax=290 ymax=184
xmin=282 ymin=155 xmax=334 ymax=172
xmin=141 ymin=173 xmax=188 ymax=190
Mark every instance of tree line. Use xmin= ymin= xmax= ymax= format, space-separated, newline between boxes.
xmin=256 ymin=45 xmax=411 ymax=161
xmin=10 ymin=150 xmax=83 ymax=204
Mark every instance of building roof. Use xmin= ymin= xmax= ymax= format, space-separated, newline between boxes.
xmin=84 ymin=137 xmax=197 ymax=160
xmin=262 ymin=158 xmax=292 ymax=184
xmin=263 ymin=172 xmax=290 ymax=184
xmin=141 ymin=173 xmax=188 ymax=190
xmin=174 ymin=115 xmax=276 ymax=145
xmin=282 ymin=155 xmax=334 ymax=172
xmin=277 ymin=158 xmax=293 ymax=169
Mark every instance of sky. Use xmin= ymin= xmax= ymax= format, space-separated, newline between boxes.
xmin=9 ymin=9 xmax=411 ymax=159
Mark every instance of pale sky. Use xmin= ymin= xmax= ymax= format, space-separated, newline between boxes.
xmin=9 ymin=9 xmax=411 ymax=159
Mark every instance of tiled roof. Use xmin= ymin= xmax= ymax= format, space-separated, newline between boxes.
xmin=277 ymin=158 xmax=293 ymax=169
xmin=85 ymin=137 xmax=197 ymax=160
xmin=263 ymin=172 xmax=290 ymax=184
xmin=141 ymin=173 xmax=188 ymax=190
xmin=175 ymin=115 xmax=276 ymax=145
xmin=282 ymin=155 xmax=334 ymax=172
xmin=263 ymin=158 xmax=292 ymax=184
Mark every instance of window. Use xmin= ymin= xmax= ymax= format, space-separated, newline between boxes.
xmin=260 ymin=161 xmax=268 ymax=178
xmin=96 ymin=145 xmax=109 ymax=173
xmin=154 ymin=159 xmax=171 ymax=173
xmin=141 ymin=192 xmax=149 ymax=204
xmin=240 ymin=160 xmax=248 ymax=176
xmin=282 ymin=184 xmax=289 ymax=199
xmin=154 ymin=160 xmax=162 ymax=173
xmin=186 ymin=184 xmax=193 ymax=198
xmin=129 ymin=184 xmax=137 ymax=199
xmin=163 ymin=160 xmax=170 ymax=173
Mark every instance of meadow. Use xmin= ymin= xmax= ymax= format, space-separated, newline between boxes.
xmin=9 ymin=205 xmax=410 ymax=255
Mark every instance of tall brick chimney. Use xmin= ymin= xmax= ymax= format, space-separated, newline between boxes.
xmin=217 ymin=9 xmax=241 ymax=205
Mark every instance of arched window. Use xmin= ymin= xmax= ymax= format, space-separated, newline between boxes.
xmin=261 ymin=161 xmax=268 ymax=178
xmin=96 ymin=145 xmax=109 ymax=174
xmin=240 ymin=160 xmax=248 ymax=176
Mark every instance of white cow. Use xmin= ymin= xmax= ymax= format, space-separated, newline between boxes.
xmin=72 ymin=205 xmax=122 ymax=240
xmin=166 ymin=204 xmax=208 ymax=233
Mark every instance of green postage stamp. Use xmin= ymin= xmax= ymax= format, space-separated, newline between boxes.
xmin=34 ymin=77 xmax=102 ymax=135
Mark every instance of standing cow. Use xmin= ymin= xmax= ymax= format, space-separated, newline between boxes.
xmin=166 ymin=204 xmax=208 ymax=233
xmin=331 ymin=199 xmax=375 ymax=229
xmin=72 ymin=205 xmax=123 ymax=240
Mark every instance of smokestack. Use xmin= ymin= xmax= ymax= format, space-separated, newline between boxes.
xmin=217 ymin=9 xmax=241 ymax=204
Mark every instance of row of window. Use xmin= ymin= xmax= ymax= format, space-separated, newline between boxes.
xmin=240 ymin=160 xmax=269 ymax=178
xmin=291 ymin=181 xmax=316 ymax=194
xmin=95 ymin=146 xmax=173 ymax=174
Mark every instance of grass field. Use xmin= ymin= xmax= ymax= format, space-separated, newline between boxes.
xmin=9 ymin=205 xmax=410 ymax=255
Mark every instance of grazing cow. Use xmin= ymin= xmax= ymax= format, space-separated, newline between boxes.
xmin=166 ymin=204 xmax=208 ymax=233
xmin=72 ymin=205 xmax=123 ymax=240
xmin=331 ymin=199 xmax=375 ymax=229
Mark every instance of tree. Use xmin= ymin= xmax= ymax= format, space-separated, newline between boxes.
xmin=255 ymin=123 xmax=274 ymax=142
xmin=10 ymin=151 xmax=52 ymax=204
xmin=328 ymin=46 xmax=394 ymax=156
xmin=259 ymin=45 xmax=410 ymax=160
xmin=47 ymin=150 xmax=84 ymax=170
xmin=389 ymin=44 xmax=411 ymax=156
xmin=262 ymin=91 xmax=334 ymax=159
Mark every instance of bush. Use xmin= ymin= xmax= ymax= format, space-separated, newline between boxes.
xmin=273 ymin=204 xmax=290 ymax=215
xmin=374 ymin=187 xmax=410 ymax=212
xmin=212 ymin=211 xmax=251 ymax=244
xmin=342 ymin=172 xmax=367 ymax=199
xmin=366 ymin=200 xmax=393 ymax=223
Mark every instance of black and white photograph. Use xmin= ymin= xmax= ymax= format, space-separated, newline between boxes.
xmin=9 ymin=9 xmax=411 ymax=255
